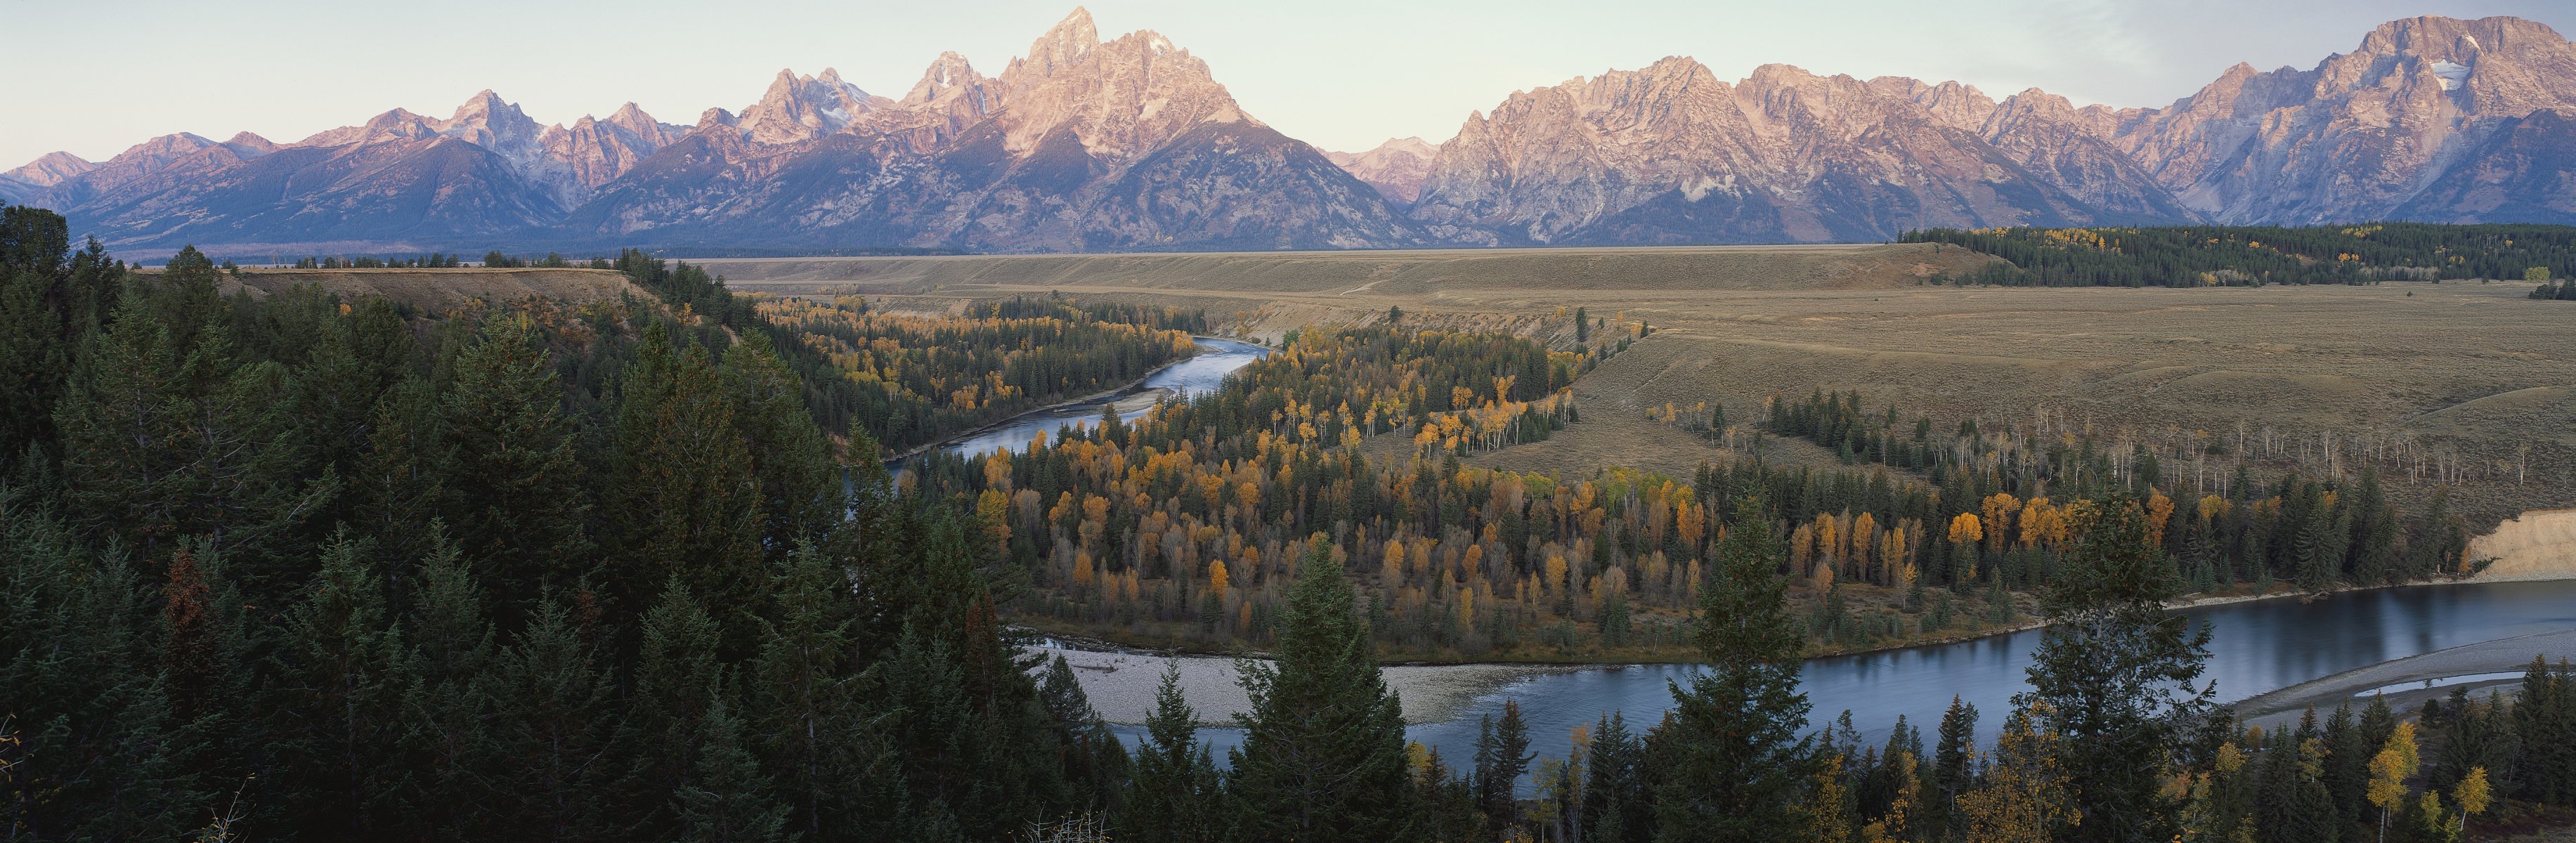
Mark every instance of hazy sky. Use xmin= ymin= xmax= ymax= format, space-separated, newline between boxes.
xmin=8 ymin=0 xmax=2575 ymax=168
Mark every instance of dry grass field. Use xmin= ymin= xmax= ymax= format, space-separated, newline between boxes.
xmin=717 ymin=244 xmax=2576 ymax=532
xmin=209 ymin=267 xmax=645 ymax=311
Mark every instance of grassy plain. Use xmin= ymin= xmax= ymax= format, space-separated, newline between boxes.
xmin=714 ymin=244 xmax=2576 ymax=530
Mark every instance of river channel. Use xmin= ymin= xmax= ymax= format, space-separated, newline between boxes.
xmin=936 ymin=339 xmax=2576 ymax=786
xmin=937 ymin=336 xmax=1271 ymax=459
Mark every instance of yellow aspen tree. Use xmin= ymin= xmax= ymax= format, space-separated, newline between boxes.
xmin=1802 ymin=753 xmax=1855 ymax=843
xmin=1677 ymin=501 xmax=1707 ymax=550
xmin=1545 ymin=554 xmax=1570 ymax=599
xmin=1382 ymin=541 xmax=1405 ymax=587
xmin=982 ymin=450 xmax=1013 ymax=491
xmin=1851 ymin=511 xmax=1877 ymax=582
xmin=1209 ymin=558 xmax=1230 ymax=594
xmin=1958 ymin=705 xmax=2078 ymax=843
xmin=1861 ymin=750 xmax=1920 ymax=843
xmin=1459 ymin=584 xmax=1477 ymax=623
xmin=1815 ymin=514 xmax=1842 ymax=575
xmin=1791 ymin=523 xmax=1817 ymax=578
xmin=2454 ymin=766 xmax=2491 ymax=839
xmin=1072 ymin=551 xmax=1097 ymax=594
xmin=1982 ymin=493 xmax=2021 ymax=554
xmin=2145 ymin=489 xmax=2174 ymax=545
xmin=2367 ymin=721 xmax=2421 ymax=838
xmin=1947 ymin=513 xmax=1983 ymax=546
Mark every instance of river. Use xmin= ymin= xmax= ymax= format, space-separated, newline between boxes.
xmin=1102 ymin=580 xmax=2576 ymax=784
xmin=947 ymin=339 xmax=2576 ymax=786
xmin=938 ymin=336 xmax=1271 ymax=459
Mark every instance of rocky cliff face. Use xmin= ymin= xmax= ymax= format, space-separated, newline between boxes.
xmin=563 ymin=7 xmax=1414 ymax=251
xmin=12 ymin=11 xmax=2576 ymax=254
xmin=1325 ymin=138 xmax=1437 ymax=206
xmin=2105 ymin=15 xmax=2576 ymax=224
xmin=1407 ymin=59 xmax=2118 ymax=244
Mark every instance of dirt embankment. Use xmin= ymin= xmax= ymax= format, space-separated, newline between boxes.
xmin=204 ymin=267 xmax=644 ymax=311
xmin=2471 ymin=508 xmax=2576 ymax=582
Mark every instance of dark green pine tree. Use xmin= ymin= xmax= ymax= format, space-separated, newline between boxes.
xmin=1229 ymin=535 xmax=1418 ymax=843
xmin=1581 ymin=712 xmax=1652 ymax=843
xmin=2019 ymin=492 xmax=2215 ymax=843
xmin=56 ymin=259 xmax=329 ymax=572
xmin=1038 ymin=654 xmax=1130 ymax=812
xmin=439 ymin=313 xmax=592 ymax=611
xmin=1475 ymin=699 xmax=1535 ymax=826
xmin=266 ymin=532 xmax=417 ymax=837
xmin=467 ymin=599 xmax=627 ymax=840
xmin=2320 ymin=704 xmax=2371 ymax=828
xmin=398 ymin=524 xmax=499 ymax=836
xmin=719 ymin=332 xmax=841 ymax=555
xmin=675 ymin=696 xmax=790 ymax=843
xmin=633 ymin=577 xmax=727 ymax=833
xmin=608 ymin=330 xmax=762 ymax=639
xmin=1930 ymin=695 xmax=1979 ymax=839
xmin=0 ymin=488 xmax=197 ymax=839
xmin=748 ymin=542 xmax=899 ymax=841
xmin=352 ymin=377 xmax=450 ymax=563
xmin=1651 ymin=497 xmax=1816 ymax=843
xmin=1124 ymin=662 xmax=1224 ymax=843
xmin=2251 ymin=716 xmax=2338 ymax=843
xmin=2513 ymin=656 xmax=2576 ymax=804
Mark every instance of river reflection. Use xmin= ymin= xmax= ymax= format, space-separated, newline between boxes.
xmin=939 ymin=336 xmax=1270 ymax=459
xmin=1114 ymin=580 xmax=2576 ymax=790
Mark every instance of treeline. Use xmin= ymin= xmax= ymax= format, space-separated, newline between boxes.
xmin=594 ymin=252 xmax=1205 ymax=454
xmin=481 ymin=250 xmax=597 ymax=268
xmin=287 ymin=253 xmax=467 ymax=269
xmin=2531 ymin=272 xmax=2575 ymax=300
xmin=1902 ymin=223 xmax=2576 ymax=287
xmin=0 ymin=209 xmax=1140 ymax=839
xmin=1762 ymin=390 xmax=2473 ymax=597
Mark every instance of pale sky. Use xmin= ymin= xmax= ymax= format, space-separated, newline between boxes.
xmin=7 ymin=0 xmax=2575 ymax=169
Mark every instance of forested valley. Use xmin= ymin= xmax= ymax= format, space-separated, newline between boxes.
xmin=6 ymin=200 xmax=2573 ymax=843
xmin=1902 ymin=224 xmax=2576 ymax=288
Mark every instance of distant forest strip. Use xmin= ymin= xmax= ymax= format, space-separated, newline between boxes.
xmin=1902 ymin=223 xmax=2576 ymax=287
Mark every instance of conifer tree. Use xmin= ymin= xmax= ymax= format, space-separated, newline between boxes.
xmin=1126 ymin=662 xmax=1223 ymax=843
xmin=1930 ymin=695 xmax=1979 ymax=839
xmin=675 ymin=696 xmax=790 ymax=843
xmin=1230 ymin=535 xmax=1417 ymax=842
xmin=609 ymin=332 xmax=763 ymax=639
xmin=267 ymin=532 xmax=415 ymax=836
xmin=1582 ymin=712 xmax=1652 ymax=843
xmin=2019 ymin=493 xmax=2214 ymax=842
xmin=0 ymin=488 xmax=195 ymax=838
xmin=748 ymin=542 xmax=897 ymax=840
xmin=469 ymin=599 xmax=627 ymax=839
xmin=440 ymin=314 xmax=591 ymax=610
xmin=2513 ymin=657 xmax=2575 ymax=804
xmin=720 ymin=332 xmax=840 ymax=554
xmin=1652 ymin=498 xmax=1816 ymax=842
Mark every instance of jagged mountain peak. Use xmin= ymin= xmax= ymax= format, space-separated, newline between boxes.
xmin=1008 ymin=6 xmax=1101 ymax=87
xmin=1326 ymin=137 xmax=1440 ymax=206
xmin=740 ymin=67 xmax=886 ymax=145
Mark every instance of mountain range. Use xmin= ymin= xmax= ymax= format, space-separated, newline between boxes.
xmin=9 ymin=9 xmax=2575 ymax=256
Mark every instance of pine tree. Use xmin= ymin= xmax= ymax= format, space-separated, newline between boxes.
xmin=2019 ymin=493 xmax=2213 ymax=843
xmin=720 ymin=332 xmax=840 ymax=555
xmin=609 ymin=332 xmax=763 ymax=641
xmin=1038 ymin=654 xmax=1130 ymax=811
xmin=439 ymin=314 xmax=591 ymax=612
xmin=1652 ymin=498 xmax=1816 ymax=843
xmin=0 ymin=488 xmax=197 ymax=838
xmin=675 ymin=696 xmax=790 ymax=843
xmin=1126 ymin=662 xmax=1223 ymax=843
xmin=1230 ymin=534 xmax=1417 ymax=842
xmin=469 ymin=599 xmax=627 ymax=840
xmin=748 ymin=542 xmax=897 ymax=841
xmin=1582 ymin=712 xmax=1652 ymax=843
xmin=2512 ymin=656 xmax=2575 ymax=804
xmin=1476 ymin=699 xmax=1535 ymax=826
xmin=267 ymin=532 xmax=416 ymax=837
xmin=1930 ymin=695 xmax=1979 ymax=840
xmin=401 ymin=524 xmax=498 ymax=835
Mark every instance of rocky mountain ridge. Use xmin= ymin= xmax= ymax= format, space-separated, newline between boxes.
xmin=11 ymin=11 xmax=2576 ymax=254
